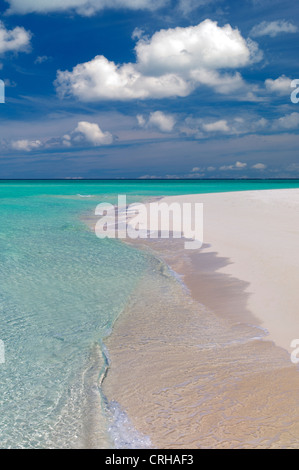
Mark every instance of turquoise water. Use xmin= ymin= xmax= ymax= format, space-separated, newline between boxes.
xmin=2 ymin=179 xmax=299 ymax=198
xmin=1 ymin=179 xmax=299 ymax=449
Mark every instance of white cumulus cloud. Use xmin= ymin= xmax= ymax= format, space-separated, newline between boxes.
xmin=250 ymin=20 xmax=298 ymax=38
xmin=137 ymin=111 xmax=176 ymax=132
xmin=135 ymin=20 xmax=258 ymax=74
xmin=73 ymin=121 xmax=113 ymax=145
xmin=0 ymin=21 xmax=31 ymax=54
xmin=202 ymin=119 xmax=230 ymax=132
xmin=265 ymin=75 xmax=292 ymax=95
xmin=55 ymin=55 xmax=193 ymax=101
xmin=55 ymin=19 xmax=262 ymax=101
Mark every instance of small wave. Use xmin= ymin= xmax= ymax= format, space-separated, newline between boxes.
xmin=106 ymin=400 xmax=152 ymax=449
xmin=77 ymin=194 xmax=94 ymax=198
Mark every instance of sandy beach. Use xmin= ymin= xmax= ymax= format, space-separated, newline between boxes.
xmin=101 ymin=188 xmax=299 ymax=448
xmin=142 ymin=188 xmax=299 ymax=352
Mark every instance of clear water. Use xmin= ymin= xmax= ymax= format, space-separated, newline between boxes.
xmin=1 ymin=179 xmax=299 ymax=449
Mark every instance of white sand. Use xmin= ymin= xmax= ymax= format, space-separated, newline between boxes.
xmin=154 ymin=189 xmax=299 ymax=353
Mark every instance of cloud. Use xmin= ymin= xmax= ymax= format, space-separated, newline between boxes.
xmin=34 ymin=55 xmax=50 ymax=64
xmin=0 ymin=21 xmax=31 ymax=54
xmin=56 ymin=55 xmax=191 ymax=100
xmin=178 ymin=0 xmax=216 ymax=14
xmin=55 ymin=19 xmax=262 ymax=101
xmin=235 ymin=161 xmax=247 ymax=168
xmin=189 ymin=69 xmax=246 ymax=94
xmin=252 ymin=163 xmax=266 ymax=169
xmin=255 ymin=117 xmax=268 ymax=128
xmin=5 ymin=0 xmax=167 ymax=15
xmin=202 ymin=119 xmax=230 ymax=132
xmin=265 ymin=75 xmax=292 ymax=95
xmin=220 ymin=161 xmax=247 ymax=170
xmin=55 ymin=121 xmax=113 ymax=147
xmin=182 ymin=111 xmax=299 ymax=138
xmin=275 ymin=112 xmax=299 ymax=130
xmin=11 ymin=139 xmax=42 ymax=151
xmin=135 ymin=21 xmax=260 ymax=74
xmin=131 ymin=27 xmax=144 ymax=40
xmin=137 ymin=111 xmax=176 ymax=132
xmin=180 ymin=114 xmax=269 ymax=138
xmin=250 ymin=20 xmax=298 ymax=38
xmin=10 ymin=121 xmax=113 ymax=151
xmin=4 ymin=78 xmax=17 ymax=87
xmin=72 ymin=121 xmax=113 ymax=145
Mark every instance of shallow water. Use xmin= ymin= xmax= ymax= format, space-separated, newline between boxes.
xmin=0 ymin=183 xmax=150 ymax=448
xmin=1 ymin=180 xmax=299 ymax=448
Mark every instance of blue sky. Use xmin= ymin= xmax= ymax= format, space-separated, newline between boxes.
xmin=0 ymin=0 xmax=298 ymax=179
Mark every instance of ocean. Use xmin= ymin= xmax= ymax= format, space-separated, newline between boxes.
xmin=1 ymin=179 xmax=299 ymax=448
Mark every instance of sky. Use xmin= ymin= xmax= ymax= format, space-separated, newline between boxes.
xmin=0 ymin=0 xmax=298 ymax=179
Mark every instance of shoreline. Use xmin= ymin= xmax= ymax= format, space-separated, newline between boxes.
xmin=152 ymin=189 xmax=299 ymax=353
xmin=83 ymin=188 xmax=299 ymax=448
xmin=110 ymin=187 xmax=299 ymax=353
